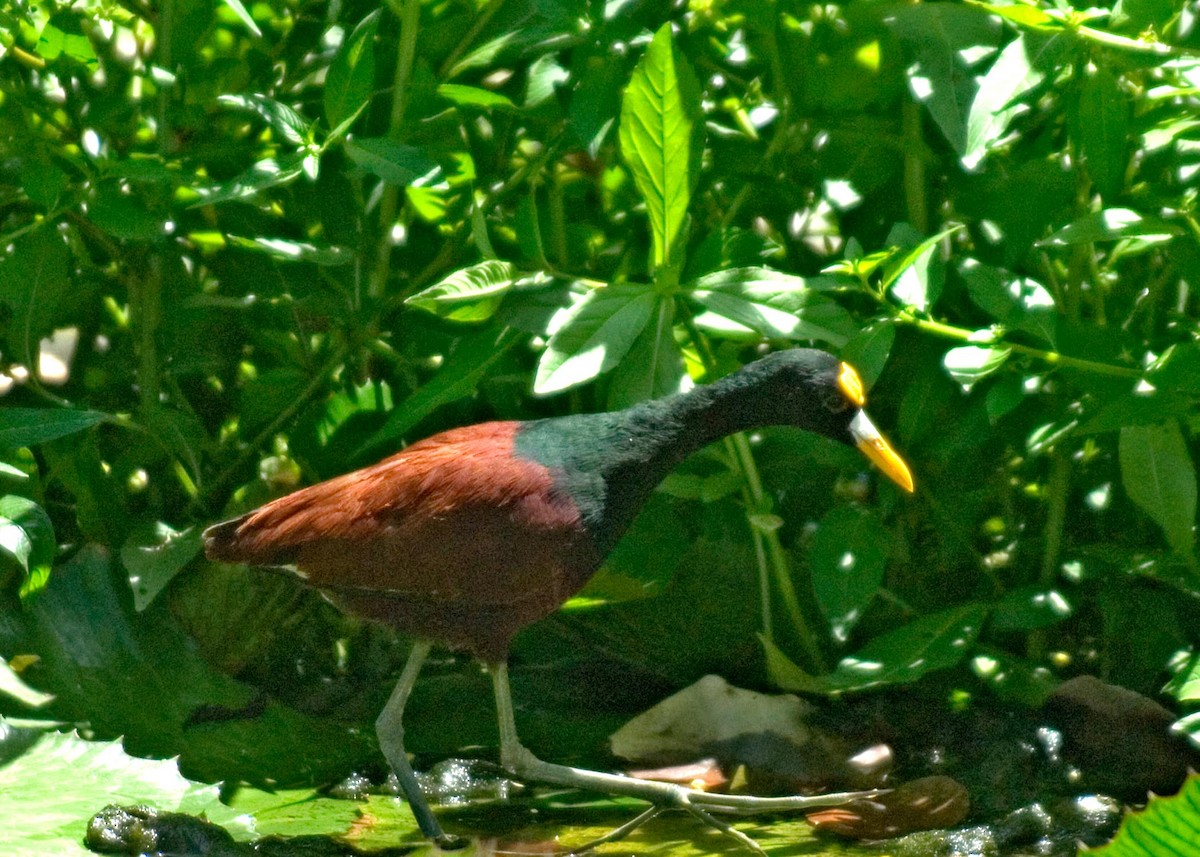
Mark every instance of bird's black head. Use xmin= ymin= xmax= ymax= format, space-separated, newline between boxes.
xmin=727 ymin=349 xmax=914 ymax=492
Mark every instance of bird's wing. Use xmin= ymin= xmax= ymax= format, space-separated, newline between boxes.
xmin=203 ymin=421 xmax=560 ymax=566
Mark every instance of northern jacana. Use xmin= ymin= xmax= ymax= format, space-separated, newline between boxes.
xmin=204 ymin=348 xmax=913 ymax=850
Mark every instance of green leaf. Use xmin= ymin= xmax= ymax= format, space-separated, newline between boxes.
xmin=120 ymin=524 xmax=204 ymax=612
xmin=1150 ymin=343 xmax=1200 ymax=393
xmin=0 ymin=496 xmax=55 ymax=597
xmin=1076 ymin=65 xmax=1129 ymax=199
xmin=344 ymin=137 xmax=441 ymax=186
xmin=0 ymin=728 xmax=251 ymax=857
xmin=404 ymin=260 xmax=520 ymax=322
xmin=535 ymin=285 xmax=657 ymax=395
xmin=606 ymin=296 xmax=686 ymax=409
xmin=359 ymin=327 xmax=523 ymax=457
xmin=890 ymin=4 xmax=999 ymax=155
xmin=217 ymin=94 xmax=311 ymax=146
xmin=324 ymin=12 xmax=378 ymax=130
xmin=1088 ymin=772 xmax=1200 ymax=857
xmin=0 ymin=661 xmax=54 ymax=708
xmin=990 ymin=586 xmax=1073 ymax=632
xmin=88 ymin=185 xmax=162 ymax=241
xmin=437 ymin=83 xmax=516 ymax=110
xmin=810 ymin=507 xmax=889 ymax=641
xmin=192 ymin=155 xmax=307 ymax=205
xmin=0 ymin=409 xmax=109 ymax=449
xmin=618 ymin=24 xmax=704 ymax=270
xmin=218 ymin=0 xmax=261 ymax=37
xmin=963 ymin=34 xmax=1053 ymax=171
xmin=765 ymin=604 xmax=989 ymax=694
xmin=840 ymin=324 xmax=896 ymax=390
xmin=0 ymin=229 xmax=71 ymax=366
xmin=1039 ymin=209 xmax=1183 ymax=246
xmin=688 ymin=267 xmax=857 ymax=347
xmin=1119 ymin=422 xmax=1198 ymax=556
xmin=226 ymin=235 xmax=351 ymax=265
xmin=0 ymin=546 xmax=372 ymax=785
xmin=961 ymin=261 xmax=1057 ymax=345
xmin=944 ymin=344 xmax=1011 ymax=390
xmin=973 ymin=2 xmax=1058 ymax=29
xmin=880 ymin=224 xmax=962 ymax=307
xmin=37 ymin=12 xmax=98 ymax=66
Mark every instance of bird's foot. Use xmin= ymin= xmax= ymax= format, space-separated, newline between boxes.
xmin=432 ymin=832 xmax=469 ymax=851
xmin=500 ymin=753 xmax=889 ymax=855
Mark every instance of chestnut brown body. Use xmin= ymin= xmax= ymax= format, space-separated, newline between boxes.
xmin=205 ymin=422 xmax=600 ymax=660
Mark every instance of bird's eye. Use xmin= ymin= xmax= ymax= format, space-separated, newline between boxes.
xmin=824 ymin=388 xmax=851 ymax=414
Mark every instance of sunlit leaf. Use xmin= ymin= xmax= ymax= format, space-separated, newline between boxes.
xmin=880 ymin=225 xmax=962 ymax=307
xmin=618 ymin=24 xmax=704 ymax=270
xmin=962 ymin=34 xmax=1059 ymax=170
xmin=1088 ymin=772 xmax=1200 ymax=857
xmin=437 ymin=83 xmax=515 ymax=109
xmin=0 ymin=661 xmax=54 ymax=708
xmin=37 ymin=12 xmax=97 ymax=66
xmin=944 ymin=344 xmax=1011 ymax=389
xmin=0 ymin=496 xmax=54 ymax=599
xmin=192 ymin=156 xmax=307 ymax=205
xmin=688 ymin=267 xmax=857 ymax=346
xmin=1039 ymin=209 xmax=1183 ymax=245
xmin=0 ymin=727 xmax=251 ymax=857
xmin=218 ymin=0 xmax=262 ymax=37
xmin=226 ymin=236 xmax=351 ymax=265
xmin=405 ymin=260 xmax=520 ymax=322
xmin=217 ymin=94 xmax=311 ymax=145
xmin=535 ymin=285 xmax=657 ymax=395
xmin=890 ymin=4 xmax=1000 ymax=155
xmin=1120 ymin=422 xmax=1197 ymax=556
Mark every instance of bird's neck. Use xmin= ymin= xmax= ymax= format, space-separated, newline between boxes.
xmin=525 ymin=372 xmax=790 ymax=555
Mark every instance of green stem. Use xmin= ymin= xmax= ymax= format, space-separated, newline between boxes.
xmin=681 ymin=314 xmax=826 ymax=671
xmin=893 ymin=313 xmax=1141 ymax=379
xmin=1029 ymin=452 xmax=1070 ymax=660
xmin=368 ymin=0 xmax=421 ymax=302
xmin=437 ymin=0 xmax=508 ymax=78
xmin=197 ymin=345 xmax=349 ymax=513
xmin=901 ymin=99 xmax=927 ymax=233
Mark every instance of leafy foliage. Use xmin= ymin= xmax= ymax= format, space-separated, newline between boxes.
xmin=0 ymin=725 xmax=250 ymax=857
xmin=1088 ymin=773 xmax=1200 ymax=857
xmin=0 ymin=0 xmax=1199 ymax=847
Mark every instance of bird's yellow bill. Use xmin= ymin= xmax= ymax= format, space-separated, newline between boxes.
xmin=849 ymin=411 xmax=915 ymax=493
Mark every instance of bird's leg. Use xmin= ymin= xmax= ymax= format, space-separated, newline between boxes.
xmin=490 ymin=662 xmax=773 ymax=854
xmin=376 ymin=640 xmax=463 ymax=849
xmin=488 ymin=661 xmax=887 ymax=853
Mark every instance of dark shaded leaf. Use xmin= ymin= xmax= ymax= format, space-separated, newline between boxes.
xmin=324 ymin=12 xmax=378 ymax=130
xmin=765 ymin=604 xmax=989 ymax=694
xmin=0 ymin=409 xmax=109 ymax=449
xmin=1119 ymin=422 xmax=1197 ymax=556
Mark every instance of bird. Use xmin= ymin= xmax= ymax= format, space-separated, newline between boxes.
xmin=203 ymin=348 xmax=914 ymax=850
